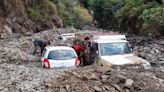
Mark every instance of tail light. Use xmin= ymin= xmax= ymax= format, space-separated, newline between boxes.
xmin=75 ymin=57 xmax=80 ymax=66
xmin=44 ymin=58 xmax=50 ymax=68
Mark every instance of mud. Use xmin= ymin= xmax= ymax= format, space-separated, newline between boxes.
xmin=0 ymin=28 xmax=164 ymax=92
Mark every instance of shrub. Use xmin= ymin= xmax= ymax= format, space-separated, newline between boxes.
xmin=79 ymin=0 xmax=89 ymax=8
xmin=71 ymin=5 xmax=92 ymax=28
xmin=28 ymin=0 xmax=58 ymax=20
xmin=88 ymin=0 xmax=122 ymax=28
xmin=28 ymin=7 xmax=41 ymax=18
xmin=139 ymin=7 xmax=164 ymax=35
xmin=52 ymin=0 xmax=92 ymax=28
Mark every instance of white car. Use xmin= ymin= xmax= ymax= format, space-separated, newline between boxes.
xmin=92 ymin=35 xmax=151 ymax=68
xmin=41 ymin=46 xmax=80 ymax=68
xmin=60 ymin=33 xmax=75 ymax=41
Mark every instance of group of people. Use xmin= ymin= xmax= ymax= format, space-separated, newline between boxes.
xmin=72 ymin=36 xmax=97 ymax=66
xmin=33 ymin=36 xmax=97 ymax=66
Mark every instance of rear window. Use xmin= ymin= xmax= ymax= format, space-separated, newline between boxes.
xmin=48 ymin=50 xmax=76 ymax=60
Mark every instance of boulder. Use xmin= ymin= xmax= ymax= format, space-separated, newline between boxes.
xmin=124 ymin=79 xmax=134 ymax=88
xmin=93 ymin=86 xmax=102 ymax=92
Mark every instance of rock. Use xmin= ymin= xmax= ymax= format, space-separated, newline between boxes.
xmin=83 ymin=73 xmax=97 ymax=80
xmin=105 ymin=86 xmax=112 ymax=91
xmin=0 ymin=32 xmax=6 ymax=38
xmin=125 ymin=89 xmax=130 ymax=92
xmin=113 ymin=84 xmax=121 ymax=91
xmin=19 ymin=41 xmax=34 ymax=54
xmin=143 ymin=62 xmax=152 ymax=70
xmin=4 ymin=26 xmax=12 ymax=36
xmin=124 ymin=79 xmax=134 ymax=88
xmin=101 ymin=75 xmax=109 ymax=79
xmin=101 ymin=75 xmax=109 ymax=83
xmin=117 ymin=75 xmax=127 ymax=82
xmin=52 ymin=17 xmax=63 ymax=28
xmin=59 ymin=88 xmax=67 ymax=92
xmin=65 ymin=85 xmax=70 ymax=90
xmin=94 ymin=86 xmax=102 ymax=92
xmin=72 ymin=72 xmax=81 ymax=78
xmin=0 ymin=26 xmax=12 ymax=38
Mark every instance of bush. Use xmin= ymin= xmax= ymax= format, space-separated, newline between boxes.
xmin=79 ymin=0 xmax=89 ymax=8
xmin=28 ymin=7 xmax=41 ymax=18
xmin=88 ymin=0 xmax=122 ymax=28
xmin=28 ymin=0 xmax=58 ymax=20
xmin=52 ymin=0 xmax=92 ymax=28
xmin=71 ymin=5 xmax=92 ymax=28
xmin=140 ymin=7 xmax=164 ymax=27
xmin=139 ymin=7 xmax=164 ymax=35
xmin=87 ymin=0 xmax=164 ymax=36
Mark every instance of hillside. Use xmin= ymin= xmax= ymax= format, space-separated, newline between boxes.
xmin=0 ymin=0 xmax=92 ymax=38
xmin=81 ymin=0 xmax=164 ymax=36
xmin=1 ymin=0 xmax=164 ymax=37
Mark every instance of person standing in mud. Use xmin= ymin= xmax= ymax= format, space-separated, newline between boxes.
xmin=72 ymin=39 xmax=82 ymax=57
xmin=81 ymin=41 xmax=92 ymax=66
xmin=84 ymin=36 xmax=90 ymax=45
xmin=90 ymin=42 xmax=98 ymax=64
xmin=33 ymin=39 xmax=50 ymax=55
xmin=72 ymin=39 xmax=85 ymax=65
xmin=82 ymin=36 xmax=96 ymax=66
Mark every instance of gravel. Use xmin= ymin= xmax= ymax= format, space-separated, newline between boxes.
xmin=0 ymin=28 xmax=163 ymax=91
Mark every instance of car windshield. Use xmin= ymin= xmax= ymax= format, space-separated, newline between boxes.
xmin=100 ymin=42 xmax=131 ymax=56
xmin=48 ymin=50 xmax=76 ymax=60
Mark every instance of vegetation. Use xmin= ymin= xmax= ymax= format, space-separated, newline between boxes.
xmin=84 ymin=0 xmax=164 ymax=36
xmin=51 ymin=0 xmax=92 ymax=28
xmin=17 ymin=0 xmax=164 ymax=35
xmin=27 ymin=0 xmax=58 ymax=21
xmin=27 ymin=0 xmax=92 ymax=28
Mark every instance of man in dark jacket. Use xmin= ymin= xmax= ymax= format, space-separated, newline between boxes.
xmin=33 ymin=39 xmax=50 ymax=55
xmin=90 ymin=42 xmax=98 ymax=64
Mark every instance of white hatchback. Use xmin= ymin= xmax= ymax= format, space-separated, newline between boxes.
xmin=41 ymin=46 xmax=80 ymax=68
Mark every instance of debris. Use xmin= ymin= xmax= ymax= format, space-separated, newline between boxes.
xmin=113 ymin=84 xmax=121 ymax=91
xmin=0 ymin=28 xmax=164 ymax=92
xmin=94 ymin=86 xmax=102 ymax=92
xmin=124 ymin=79 xmax=134 ymax=88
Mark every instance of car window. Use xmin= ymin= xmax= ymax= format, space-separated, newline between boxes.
xmin=48 ymin=50 xmax=76 ymax=60
xmin=100 ymin=42 xmax=131 ymax=56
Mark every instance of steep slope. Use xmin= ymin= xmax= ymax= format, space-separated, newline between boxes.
xmin=0 ymin=0 xmax=63 ymax=38
xmin=0 ymin=0 xmax=92 ymax=38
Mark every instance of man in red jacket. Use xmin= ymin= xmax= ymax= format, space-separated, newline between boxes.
xmin=73 ymin=39 xmax=86 ymax=65
xmin=73 ymin=39 xmax=83 ymax=56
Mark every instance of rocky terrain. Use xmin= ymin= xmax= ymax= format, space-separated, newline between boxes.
xmin=0 ymin=28 xmax=164 ymax=92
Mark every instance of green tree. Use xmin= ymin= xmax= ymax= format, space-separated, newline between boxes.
xmin=88 ymin=0 xmax=123 ymax=28
xmin=79 ymin=0 xmax=89 ymax=8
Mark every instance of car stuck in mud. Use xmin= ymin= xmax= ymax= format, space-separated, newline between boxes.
xmin=41 ymin=46 xmax=80 ymax=68
xmin=92 ymin=35 xmax=151 ymax=68
xmin=71 ymin=32 xmax=151 ymax=68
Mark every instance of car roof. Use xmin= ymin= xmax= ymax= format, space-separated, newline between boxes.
xmin=92 ymin=35 xmax=128 ymax=43
xmin=93 ymin=40 xmax=128 ymax=43
xmin=45 ymin=46 xmax=74 ymax=51
xmin=93 ymin=35 xmax=126 ymax=40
